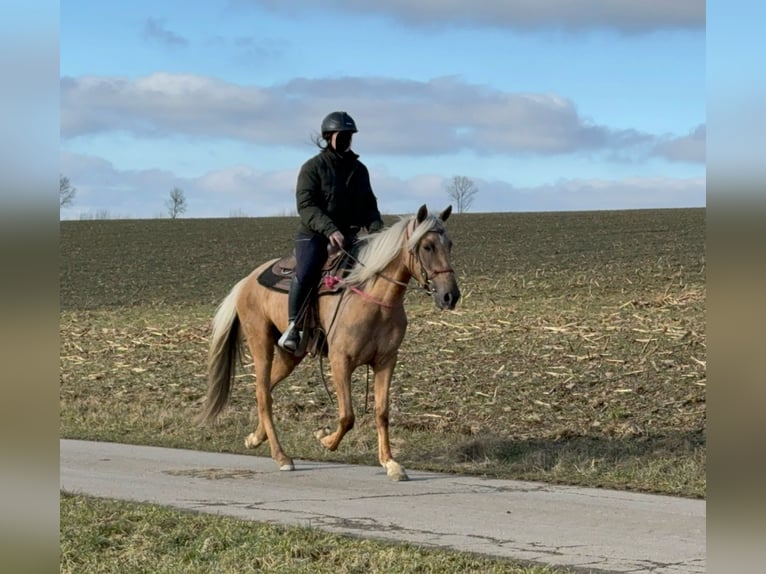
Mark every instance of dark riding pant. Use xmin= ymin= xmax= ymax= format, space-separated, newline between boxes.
xmin=286 ymin=232 xmax=329 ymax=325
xmin=294 ymin=231 xmax=329 ymax=285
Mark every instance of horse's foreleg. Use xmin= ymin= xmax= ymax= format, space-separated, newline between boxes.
xmin=317 ymin=357 xmax=355 ymax=451
xmin=374 ymin=357 xmax=408 ymax=481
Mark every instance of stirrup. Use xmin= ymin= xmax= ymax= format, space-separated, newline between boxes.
xmin=278 ymin=322 xmax=301 ymax=353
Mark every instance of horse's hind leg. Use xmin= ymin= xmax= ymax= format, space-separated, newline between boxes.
xmin=246 ymin=337 xmax=295 ymax=471
xmin=373 ymin=357 xmax=409 ymax=481
xmin=244 ymin=348 xmax=299 ymax=450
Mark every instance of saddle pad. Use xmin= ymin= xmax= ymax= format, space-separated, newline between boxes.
xmin=256 ymin=256 xmax=296 ymax=293
xmin=256 ymin=251 xmax=350 ymax=294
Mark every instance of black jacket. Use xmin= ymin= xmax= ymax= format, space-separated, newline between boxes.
xmin=295 ymin=148 xmax=383 ymax=237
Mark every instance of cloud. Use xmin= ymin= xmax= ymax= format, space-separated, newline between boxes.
xmin=653 ymin=124 xmax=706 ymax=163
xmin=142 ymin=18 xmax=188 ymax=47
xmin=61 ymin=73 xmax=674 ymax=161
xmin=61 ymin=151 xmax=705 ymax=219
xmin=376 ymin=172 xmax=706 ymax=214
xmin=474 ymin=176 xmax=706 ymax=212
xmin=246 ymin=0 xmax=705 ymax=33
xmin=60 ymin=151 xmax=296 ymax=219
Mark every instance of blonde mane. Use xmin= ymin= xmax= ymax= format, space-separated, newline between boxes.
xmin=343 ymin=212 xmax=446 ymax=288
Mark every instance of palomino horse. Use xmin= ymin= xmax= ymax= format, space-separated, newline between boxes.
xmin=196 ymin=204 xmax=460 ymax=481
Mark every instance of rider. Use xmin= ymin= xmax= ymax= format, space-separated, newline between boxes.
xmin=278 ymin=111 xmax=384 ymax=353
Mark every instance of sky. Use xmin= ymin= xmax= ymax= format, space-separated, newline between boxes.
xmin=60 ymin=0 xmax=706 ymax=219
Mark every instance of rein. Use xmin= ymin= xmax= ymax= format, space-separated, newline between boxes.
xmin=323 ymin=275 xmax=401 ymax=309
xmin=314 ymin=217 xmax=453 ymax=415
xmin=316 ymin=284 xmax=372 ymax=415
xmin=334 ymin=220 xmax=456 ymax=303
xmin=338 ymin=247 xmax=410 ymax=288
xmin=348 ymin=285 xmax=399 ymax=309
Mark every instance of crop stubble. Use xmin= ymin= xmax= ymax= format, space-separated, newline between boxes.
xmin=60 ymin=209 xmax=705 ymax=496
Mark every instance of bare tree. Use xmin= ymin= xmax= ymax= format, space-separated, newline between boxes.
xmin=166 ymin=187 xmax=187 ymax=219
xmin=445 ymin=175 xmax=478 ymax=214
xmin=60 ymin=175 xmax=76 ymax=208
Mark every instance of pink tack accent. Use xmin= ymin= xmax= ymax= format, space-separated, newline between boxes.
xmin=324 ymin=275 xmax=343 ymax=288
xmin=325 ymin=275 xmax=401 ymax=309
xmin=349 ymin=286 xmax=398 ymax=309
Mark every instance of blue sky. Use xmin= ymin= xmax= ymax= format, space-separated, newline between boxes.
xmin=60 ymin=1 xmax=705 ymax=218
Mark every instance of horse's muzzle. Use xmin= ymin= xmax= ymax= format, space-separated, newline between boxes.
xmin=434 ymin=285 xmax=461 ymax=310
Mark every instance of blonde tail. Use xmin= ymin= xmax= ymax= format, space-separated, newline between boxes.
xmin=195 ymin=278 xmax=246 ymax=424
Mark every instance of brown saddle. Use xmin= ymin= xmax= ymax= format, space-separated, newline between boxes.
xmin=256 ymin=248 xmax=352 ymax=294
xmin=256 ymin=248 xmax=356 ymax=357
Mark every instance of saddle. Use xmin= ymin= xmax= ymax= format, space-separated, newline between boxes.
xmin=256 ymin=248 xmax=352 ymax=294
xmin=256 ymin=245 xmax=357 ymax=357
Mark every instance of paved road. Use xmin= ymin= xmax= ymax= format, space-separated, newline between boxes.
xmin=60 ymin=439 xmax=705 ymax=573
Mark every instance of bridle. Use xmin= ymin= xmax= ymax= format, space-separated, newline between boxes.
xmin=334 ymin=217 xmax=454 ymax=298
xmin=405 ymin=219 xmax=455 ymax=295
xmin=319 ymin=216 xmax=454 ymax=411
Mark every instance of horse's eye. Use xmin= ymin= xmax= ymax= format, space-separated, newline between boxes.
xmin=423 ymin=244 xmax=432 ymax=252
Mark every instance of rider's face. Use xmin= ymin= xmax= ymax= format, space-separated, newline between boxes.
xmin=331 ymin=131 xmax=353 ymax=152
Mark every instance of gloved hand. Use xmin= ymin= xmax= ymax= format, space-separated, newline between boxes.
xmin=328 ymin=230 xmax=345 ymax=250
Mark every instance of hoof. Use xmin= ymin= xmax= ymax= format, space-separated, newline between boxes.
xmin=244 ymin=433 xmax=265 ymax=449
xmin=319 ymin=435 xmax=338 ymax=451
xmin=384 ymin=461 xmax=409 ymax=482
xmin=279 ymin=461 xmax=295 ymax=472
xmin=315 ymin=427 xmax=338 ymax=450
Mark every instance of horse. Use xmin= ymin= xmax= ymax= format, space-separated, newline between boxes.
xmin=196 ymin=204 xmax=460 ymax=481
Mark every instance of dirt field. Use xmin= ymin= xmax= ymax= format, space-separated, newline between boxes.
xmin=60 ymin=208 xmax=706 ymax=497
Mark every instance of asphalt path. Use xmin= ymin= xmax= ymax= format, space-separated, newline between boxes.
xmin=60 ymin=439 xmax=705 ymax=573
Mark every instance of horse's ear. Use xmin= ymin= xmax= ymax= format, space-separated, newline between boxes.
xmin=439 ymin=205 xmax=452 ymax=222
xmin=416 ymin=204 xmax=428 ymax=224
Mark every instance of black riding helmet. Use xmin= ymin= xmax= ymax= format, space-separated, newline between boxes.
xmin=321 ymin=111 xmax=358 ymax=135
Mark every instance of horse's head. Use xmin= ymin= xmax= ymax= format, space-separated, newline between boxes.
xmin=407 ymin=204 xmax=461 ymax=310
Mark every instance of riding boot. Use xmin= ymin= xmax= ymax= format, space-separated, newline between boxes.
xmin=278 ymin=276 xmax=311 ymax=353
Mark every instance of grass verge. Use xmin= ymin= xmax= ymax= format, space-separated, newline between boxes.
xmin=61 ymin=494 xmax=572 ymax=574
